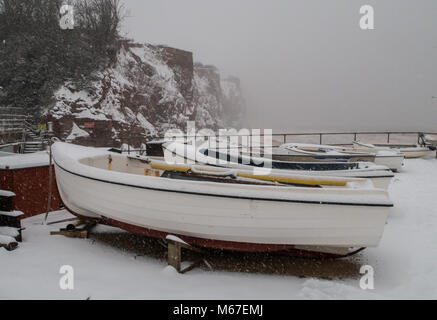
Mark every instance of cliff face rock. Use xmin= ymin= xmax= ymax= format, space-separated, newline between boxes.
xmin=192 ymin=63 xmax=223 ymax=129
xmin=47 ymin=40 xmax=245 ymax=147
xmin=221 ymin=76 xmax=246 ymax=128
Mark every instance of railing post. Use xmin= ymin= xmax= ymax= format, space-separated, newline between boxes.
xmin=21 ymin=128 xmax=26 ymax=154
xmin=387 ymin=133 xmax=390 ymax=144
xmin=320 ymin=133 xmax=323 ymax=145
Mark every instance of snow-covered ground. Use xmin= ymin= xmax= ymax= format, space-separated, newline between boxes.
xmin=1 ymin=157 xmax=437 ymax=299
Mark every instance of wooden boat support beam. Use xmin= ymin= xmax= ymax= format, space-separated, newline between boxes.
xmin=50 ymin=220 xmax=96 ymax=239
xmin=166 ymin=238 xmax=211 ymax=274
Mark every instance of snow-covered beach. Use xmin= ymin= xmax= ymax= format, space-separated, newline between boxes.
xmin=1 ymin=156 xmax=436 ymax=300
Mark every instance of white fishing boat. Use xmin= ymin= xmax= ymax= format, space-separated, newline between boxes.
xmin=52 ymin=142 xmax=392 ymax=257
xmin=353 ymin=141 xmax=432 ymax=159
xmin=280 ymin=143 xmax=405 ymax=171
xmin=163 ymin=141 xmax=394 ymax=190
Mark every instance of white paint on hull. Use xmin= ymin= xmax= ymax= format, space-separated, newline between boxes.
xmin=55 ymin=164 xmax=390 ymax=247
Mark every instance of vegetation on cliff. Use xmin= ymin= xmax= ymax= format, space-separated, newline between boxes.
xmin=0 ymin=0 xmax=123 ymax=117
xmin=0 ymin=0 xmax=245 ymax=146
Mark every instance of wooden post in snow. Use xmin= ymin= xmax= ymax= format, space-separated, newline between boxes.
xmin=44 ymin=137 xmax=53 ymax=224
xmin=166 ymin=236 xmax=209 ymax=274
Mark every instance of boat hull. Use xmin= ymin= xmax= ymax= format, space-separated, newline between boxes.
xmin=400 ymin=150 xmax=431 ymax=159
xmin=54 ymin=162 xmax=390 ymax=250
xmin=64 ymin=206 xmax=364 ymax=258
xmin=352 ymin=141 xmax=428 ymax=160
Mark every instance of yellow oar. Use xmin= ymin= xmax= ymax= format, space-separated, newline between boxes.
xmin=150 ymin=162 xmax=349 ymax=187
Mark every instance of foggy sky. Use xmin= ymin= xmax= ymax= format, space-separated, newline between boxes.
xmin=122 ymin=0 xmax=437 ymax=132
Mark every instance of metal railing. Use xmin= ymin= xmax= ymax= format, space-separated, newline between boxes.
xmin=3 ymin=126 xmax=433 ymax=150
xmin=154 ymin=131 xmax=437 ymax=146
xmin=274 ymin=131 xmax=434 ymax=145
xmin=95 ymin=131 xmax=436 ymax=156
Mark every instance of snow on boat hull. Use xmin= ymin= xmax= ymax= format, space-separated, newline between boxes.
xmin=53 ymin=142 xmax=392 ymax=254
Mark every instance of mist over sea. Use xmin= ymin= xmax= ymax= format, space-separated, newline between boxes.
xmin=124 ymin=0 xmax=437 ymax=133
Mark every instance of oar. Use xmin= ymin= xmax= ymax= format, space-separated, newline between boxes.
xmin=149 ymin=161 xmax=353 ymax=187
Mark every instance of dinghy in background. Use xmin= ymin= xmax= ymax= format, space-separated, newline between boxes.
xmin=52 ymin=142 xmax=392 ymax=258
xmin=353 ymin=141 xmax=432 ymax=159
xmin=271 ymin=150 xmax=376 ymax=163
xmin=280 ymin=143 xmax=404 ymax=171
